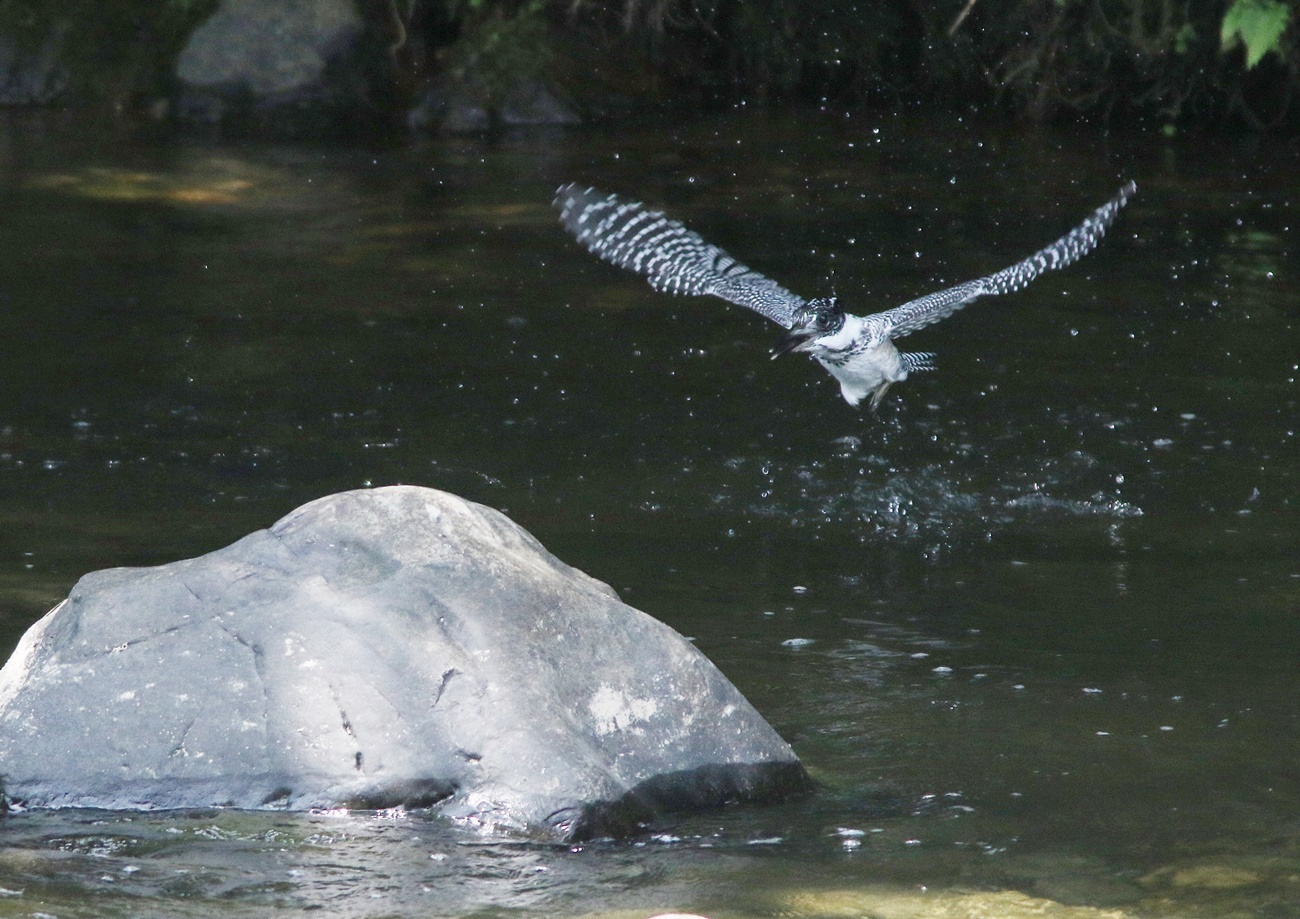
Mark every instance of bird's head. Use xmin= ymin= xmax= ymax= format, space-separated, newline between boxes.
xmin=772 ymin=297 xmax=846 ymax=357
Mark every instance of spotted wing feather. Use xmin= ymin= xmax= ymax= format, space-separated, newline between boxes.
xmin=876 ymin=180 xmax=1136 ymax=339
xmin=555 ymin=184 xmax=806 ymax=328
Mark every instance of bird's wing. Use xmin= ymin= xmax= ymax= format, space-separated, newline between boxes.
xmin=555 ymin=184 xmax=807 ymax=329
xmin=875 ymin=180 xmax=1137 ymax=339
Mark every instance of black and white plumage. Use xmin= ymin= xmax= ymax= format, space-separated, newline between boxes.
xmin=555 ymin=180 xmax=1136 ymax=410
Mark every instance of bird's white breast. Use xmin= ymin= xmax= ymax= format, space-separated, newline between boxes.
xmin=810 ymin=318 xmax=908 ymax=408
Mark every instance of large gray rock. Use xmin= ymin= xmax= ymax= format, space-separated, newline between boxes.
xmin=172 ymin=0 xmax=370 ymax=136
xmin=176 ymin=0 xmax=362 ymax=96
xmin=0 ymin=486 xmax=807 ymax=839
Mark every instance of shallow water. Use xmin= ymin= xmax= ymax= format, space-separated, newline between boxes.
xmin=0 ymin=109 xmax=1297 ymax=918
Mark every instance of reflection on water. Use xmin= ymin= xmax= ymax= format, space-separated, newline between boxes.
xmin=0 ymin=110 xmax=1297 ymax=917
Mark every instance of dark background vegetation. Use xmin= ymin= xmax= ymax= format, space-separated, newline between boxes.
xmin=0 ymin=0 xmax=1295 ymax=134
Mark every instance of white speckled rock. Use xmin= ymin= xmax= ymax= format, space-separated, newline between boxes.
xmin=0 ymin=486 xmax=807 ymax=839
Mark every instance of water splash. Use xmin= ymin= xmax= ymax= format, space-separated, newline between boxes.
xmin=707 ymin=445 xmax=1141 ymax=548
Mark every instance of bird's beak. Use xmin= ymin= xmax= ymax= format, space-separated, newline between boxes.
xmin=771 ymin=326 xmax=818 ymax=359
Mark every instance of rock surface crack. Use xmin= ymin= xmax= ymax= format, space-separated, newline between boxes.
xmin=108 ymin=624 xmax=184 ymax=654
xmin=168 ymin=717 xmax=197 ymax=760
xmin=212 ymin=619 xmax=270 ymax=727
xmin=432 ymin=668 xmax=458 ymax=708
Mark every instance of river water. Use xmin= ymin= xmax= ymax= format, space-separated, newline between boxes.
xmin=0 ymin=109 xmax=1295 ymax=918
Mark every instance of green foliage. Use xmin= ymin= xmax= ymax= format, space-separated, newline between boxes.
xmin=922 ymin=0 xmax=1300 ymax=129
xmin=439 ymin=0 xmax=552 ymax=99
xmin=1221 ymin=0 xmax=1292 ymax=67
xmin=534 ymin=0 xmax=1300 ymax=129
xmin=557 ymin=0 xmax=915 ymax=105
xmin=0 ymin=0 xmax=1296 ymax=130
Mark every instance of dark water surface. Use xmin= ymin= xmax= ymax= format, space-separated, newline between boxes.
xmin=0 ymin=109 xmax=1296 ymax=918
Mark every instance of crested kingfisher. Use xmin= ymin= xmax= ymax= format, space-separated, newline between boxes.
xmin=555 ymin=180 xmax=1136 ymax=410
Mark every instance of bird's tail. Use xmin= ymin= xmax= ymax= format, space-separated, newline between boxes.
xmin=901 ymin=352 xmax=936 ymax=373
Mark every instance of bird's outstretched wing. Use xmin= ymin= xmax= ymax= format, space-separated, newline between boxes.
xmin=875 ymin=180 xmax=1137 ymax=339
xmin=555 ymin=183 xmax=807 ymax=329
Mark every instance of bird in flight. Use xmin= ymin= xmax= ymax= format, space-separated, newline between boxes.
xmin=555 ymin=180 xmax=1136 ymax=410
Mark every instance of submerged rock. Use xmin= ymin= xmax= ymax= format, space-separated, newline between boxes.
xmin=407 ymin=73 xmax=579 ymax=134
xmin=781 ymin=887 xmax=1134 ymax=919
xmin=0 ymin=486 xmax=807 ymax=839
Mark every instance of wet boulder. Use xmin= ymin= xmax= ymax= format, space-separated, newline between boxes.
xmin=407 ymin=73 xmax=580 ymax=134
xmin=173 ymin=0 xmax=370 ymax=136
xmin=0 ymin=486 xmax=808 ymax=839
